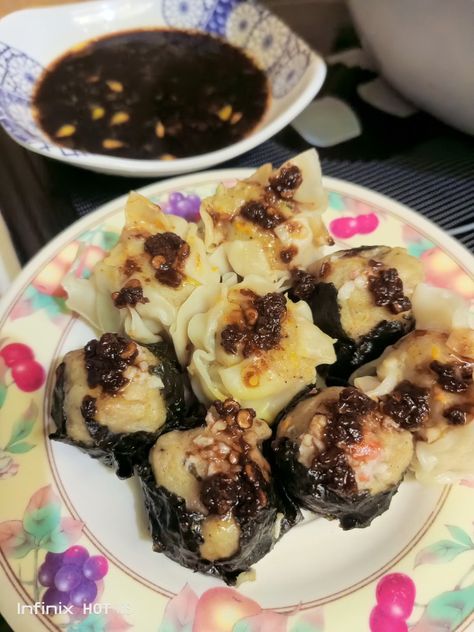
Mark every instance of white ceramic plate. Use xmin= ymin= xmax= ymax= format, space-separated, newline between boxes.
xmin=0 ymin=173 xmax=473 ymax=632
xmin=0 ymin=0 xmax=326 ymax=177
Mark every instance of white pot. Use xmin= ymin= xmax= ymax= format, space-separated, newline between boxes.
xmin=348 ymin=0 xmax=474 ymax=134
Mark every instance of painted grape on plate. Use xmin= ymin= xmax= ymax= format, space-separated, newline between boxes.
xmin=163 ymin=191 xmax=201 ymax=221
xmin=38 ymin=546 xmax=109 ymax=607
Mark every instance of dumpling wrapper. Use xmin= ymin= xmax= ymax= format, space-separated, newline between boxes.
xmin=353 ymin=289 xmax=474 ymax=485
xmin=200 ymin=149 xmax=331 ymax=287
xmin=64 ymin=192 xmax=220 ymax=343
xmin=178 ymin=274 xmax=336 ymax=422
xmin=411 ymin=283 xmax=474 ymax=332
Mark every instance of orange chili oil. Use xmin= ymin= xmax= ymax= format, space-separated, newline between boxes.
xmin=33 ymin=29 xmax=269 ymax=159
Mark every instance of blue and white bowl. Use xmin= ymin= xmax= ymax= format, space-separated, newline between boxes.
xmin=0 ymin=0 xmax=326 ymax=177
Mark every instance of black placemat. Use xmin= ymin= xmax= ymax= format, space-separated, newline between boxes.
xmin=62 ymin=59 xmax=474 ymax=254
xmin=67 ymin=130 xmax=474 ymax=254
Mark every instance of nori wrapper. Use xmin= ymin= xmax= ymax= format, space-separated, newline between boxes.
xmin=137 ymin=428 xmax=300 ymax=584
xmin=272 ymin=436 xmax=400 ymax=530
xmin=309 ymin=281 xmax=413 ymax=384
xmin=271 ymin=386 xmax=405 ymax=529
xmin=50 ymin=340 xmax=188 ymax=478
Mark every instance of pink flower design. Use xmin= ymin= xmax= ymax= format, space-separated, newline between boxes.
xmin=0 ymin=451 xmax=19 ymax=479
xmin=221 ymin=178 xmax=238 ymax=188
xmin=420 ymin=248 xmax=474 ymax=299
xmin=159 ymin=584 xmax=199 ymax=631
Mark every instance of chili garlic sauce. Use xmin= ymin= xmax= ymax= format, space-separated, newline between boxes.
xmin=277 ymin=387 xmax=414 ymax=497
xmin=356 ymin=329 xmax=474 ymax=441
xmin=150 ymin=399 xmax=272 ymax=562
xmin=308 ymin=246 xmax=423 ymax=341
xmin=33 ymin=29 xmax=269 ymax=159
xmin=61 ymin=334 xmax=166 ymax=445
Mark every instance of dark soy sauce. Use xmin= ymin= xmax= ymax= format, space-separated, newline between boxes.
xmin=33 ymin=29 xmax=269 ymax=160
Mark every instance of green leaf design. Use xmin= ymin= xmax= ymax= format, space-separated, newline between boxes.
xmin=414 ymin=540 xmax=471 ymax=566
xmin=39 ymin=530 xmax=69 ymax=553
xmin=407 ymin=239 xmax=435 ymax=258
xmin=23 ymin=503 xmax=61 ymax=540
xmin=158 ymin=624 xmax=191 ymax=632
xmin=289 ymin=612 xmax=324 ymax=632
xmin=10 ymin=535 xmax=36 ymax=559
xmin=101 ymin=231 xmax=120 ymax=251
xmin=0 ymin=383 xmax=6 ymax=409
xmin=4 ymin=401 xmax=38 ymax=450
xmin=232 ymin=623 xmax=253 ymax=632
xmin=40 ymin=517 xmax=84 ymax=553
xmin=446 ymin=525 xmax=474 ymax=548
xmin=5 ymin=419 xmax=35 ymax=448
xmin=67 ymin=613 xmax=107 ymax=632
xmin=6 ymin=441 xmax=35 ymax=454
xmin=290 ymin=623 xmax=322 ymax=632
xmin=425 ymin=586 xmax=474 ymax=630
xmin=328 ymin=191 xmax=345 ymax=211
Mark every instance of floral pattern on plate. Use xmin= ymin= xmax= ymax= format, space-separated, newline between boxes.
xmin=0 ymin=486 xmax=131 ymax=631
xmin=158 ymin=584 xmax=325 ymax=632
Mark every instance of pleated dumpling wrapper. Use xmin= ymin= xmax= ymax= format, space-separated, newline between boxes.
xmin=200 ymin=149 xmax=331 ymax=286
xmin=353 ymin=284 xmax=474 ymax=485
xmin=173 ymin=273 xmax=336 ymax=423
xmin=64 ymin=192 xmax=220 ymax=343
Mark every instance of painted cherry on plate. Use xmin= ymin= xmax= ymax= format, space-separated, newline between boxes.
xmin=370 ymin=605 xmax=409 ymax=632
xmin=0 ymin=341 xmax=46 ymax=392
xmin=63 ymin=545 xmax=89 ymax=567
xmin=376 ymin=573 xmax=416 ymax=619
xmin=0 ymin=343 xmax=34 ymax=367
xmin=38 ymin=545 xmax=108 ymax=609
xmin=330 ymin=212 xmax=379 ymax=239
xmin=11 ymin=360 xmax=45 ymax=392
xmin=370 ymin=573 xmax=416 ymax=631
xmin=83 ymin=555 xmax=108 ymax=581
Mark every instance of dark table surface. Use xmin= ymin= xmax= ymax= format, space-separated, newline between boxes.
xmin=1 ymin=57 xmax=473 ymax=267
xmin=0 ymin=0 xmax=473 ymax=265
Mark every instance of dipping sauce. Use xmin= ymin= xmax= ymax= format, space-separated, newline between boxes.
xmin=33 ymin=29 xmax=269 ymax=160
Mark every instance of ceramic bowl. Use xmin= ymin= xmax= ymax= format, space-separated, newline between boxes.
xmin=0 ymin=0 xmax=326 ymax=176
xmin=348 ymin=0 xmax=474 ymax=135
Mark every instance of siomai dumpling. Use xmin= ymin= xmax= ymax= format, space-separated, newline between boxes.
xmin=273 ymin=386 xmax=414 ymax=529
xmin=137 ymin=399 xmax=299 ymax=584
xmin=64 ymin=192 xmax=220 ymax=344
xmin=291 ymin=245 xmax=423 ymax=382
xmin=200 ymin=149 xmax=331 ymax=285
xmin=353 ymin=285 xmax=474 ymax=484
xmin=50 ymin=333 xmax=186 ymax=477
xmin=179 ymin=274 xmax=336 ymax=423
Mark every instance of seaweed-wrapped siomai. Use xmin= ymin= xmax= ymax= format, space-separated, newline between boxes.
xmin=272 ymin=386 xmax=414 ymax=529
xmin=137 ymin=398 xmax=299 ymax=584
xmin=290 ymin=246 xmax=423 ymax=382
xmin=50 ymin=333 xmax=186 ymax=477
xmin=353 ymin=306 xmax=474 ymax=484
